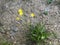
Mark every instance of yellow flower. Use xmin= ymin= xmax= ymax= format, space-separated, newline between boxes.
xmin=30 ymin=13 xmax=35 ymax=17
xmin=16 ymin=17 xmax=20 ymax=21
xmin=18 ymin=8 xmax=23 ymax=16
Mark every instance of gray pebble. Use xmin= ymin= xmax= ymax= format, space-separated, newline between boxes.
xmin=10 ymin=25 xmax=18 ymax=32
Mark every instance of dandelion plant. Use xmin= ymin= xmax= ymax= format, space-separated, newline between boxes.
xmin=28 ymin=23 xmax=51 ymax=45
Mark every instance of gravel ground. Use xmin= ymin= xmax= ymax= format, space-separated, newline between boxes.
xmin=0 ymin=0 xmax=60 ymax=45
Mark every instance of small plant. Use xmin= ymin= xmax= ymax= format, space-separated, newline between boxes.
xmin=43 ymin=11 xmax=48 ymax=15
xmin=0 ymin=41 xmax=13 ymax=45
xmin=28 ymin=23 xmax=51 ymax=45
xmin=47 ymin=0 xmax=53 ymax=4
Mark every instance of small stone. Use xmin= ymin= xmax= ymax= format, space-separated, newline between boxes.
xmin=10 ymin=31 xmax=15 ymax=36
xmin=50 ymin=41 xmax=52 ymax=44
xmin=59 ymin=40 xmax=60 ymax=42
xmin=14 ymin=41 xmax=16 ymax=44
xmin=45 ymin=7 xmax=50 ymax=12
xmin=11 ymin=26 xmax=18 ymax=32
xmin=11 ymin=36 xmax=14 ymax=40
xmin=54 ymin=25 xmax=57 ymax=27
xmin=7 ymin=27 xmax=10 ymax=30
xmin=6 ymin=32 xmax=10 ymax=35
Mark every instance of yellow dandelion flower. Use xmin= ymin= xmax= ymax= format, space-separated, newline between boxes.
xmin=16 ymin=17 xmax=20 ymax=21
xmin=18 ymin=8 xmax=23 ymax=16
xmin=30 ymin=13 xmax=35 ymax=17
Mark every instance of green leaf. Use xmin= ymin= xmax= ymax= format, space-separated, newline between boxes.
xmin=43 ymin=11 xmax=48 ymax=15
xmin=47 ymin=0 xmax=53 ymax=4
xmin=28 ymin=23 xmax=51 ymax=45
